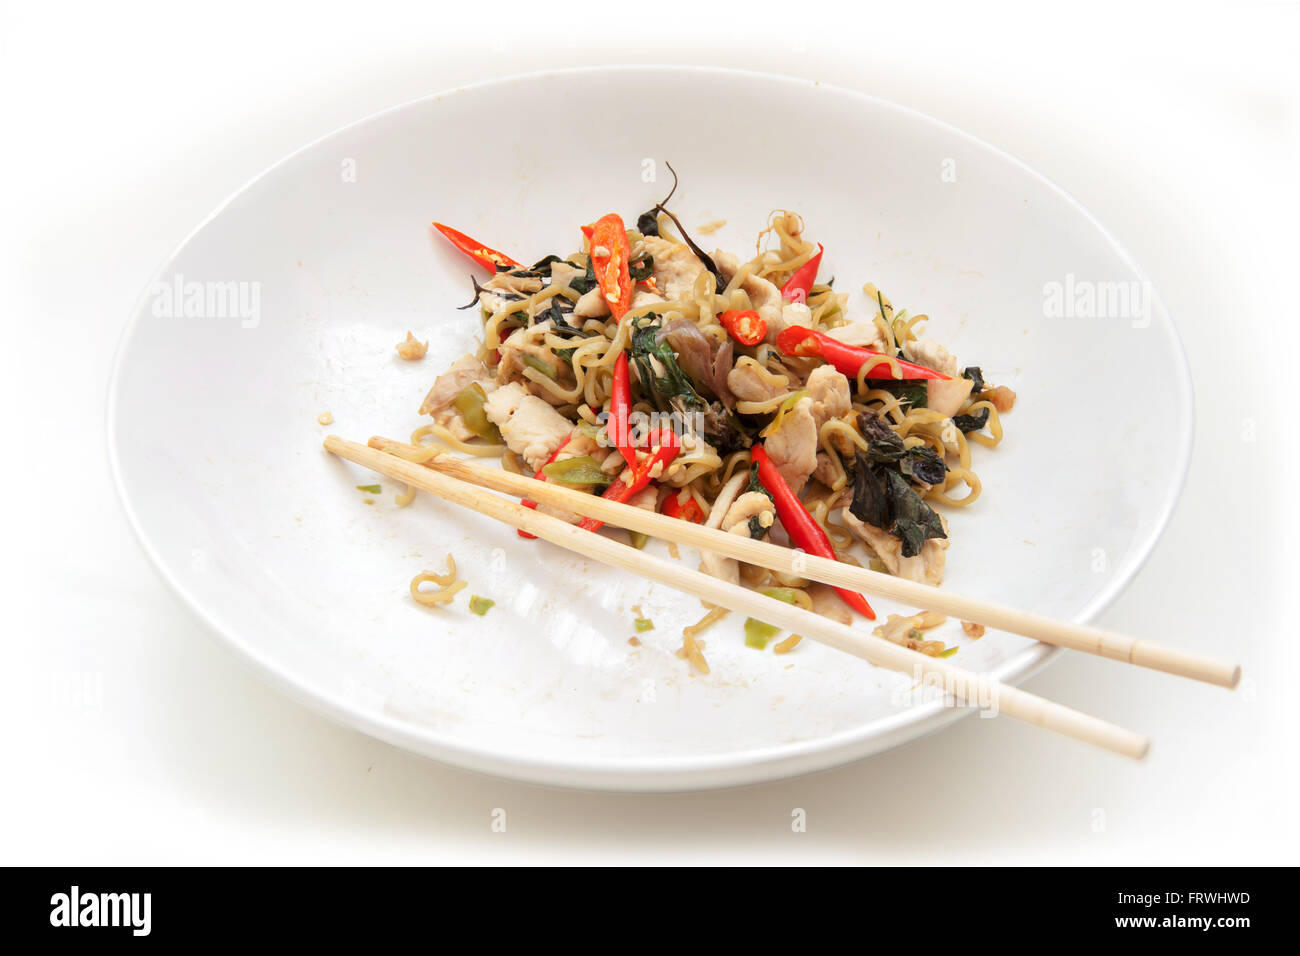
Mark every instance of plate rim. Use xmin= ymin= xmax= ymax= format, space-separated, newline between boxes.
xmin=105 ymin=64 xmax=1195 ymax=791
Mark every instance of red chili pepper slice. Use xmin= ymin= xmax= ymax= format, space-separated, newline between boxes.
xmin=432 ymin=222 xmax=521 ymax=273
xmin=606 ymin=351 xmax=640 ymax=466
xmin=775 ymin=326 xmax=948 ymax=381
xmin=578 ymin=428 xmax=680 ymax=533
xmin=517 ymin=432 xmax=573 ymax=539
xmin=718 ymin=309 xmax=767 ymax=347
xmin=584 ymin=213 xmax=633 ymax=320
xmin=661 ymin=489 xmax=706 ymax=524
xmin=779 ymin=244 xmax=824 ymax=303
xmin=750 ymin=444 xmax=875 ymax=619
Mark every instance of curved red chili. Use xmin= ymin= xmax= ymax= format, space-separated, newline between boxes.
xmin=776 ymin=326 xmax=948 ymax=381
xmin=779 ymin=244 xmax=824 ymax=303
xmin=432 ymin=222 xmax=520 ymax=272
xmin=750 ymin=443 xmax=875 ymax=619
xmin=607 ymin=352 xmax=639 ymax=467
xmin=579 ymin=428 xmax=680 ymax=533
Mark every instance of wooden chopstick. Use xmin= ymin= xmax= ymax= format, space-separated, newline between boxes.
xmin=366 ymin=436 xmax=1240 ymax=690
xmin=326 ymin=435 xmax=1150 ymax=759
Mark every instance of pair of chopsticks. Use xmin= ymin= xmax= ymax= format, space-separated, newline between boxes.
xmin=325 ymin=434 xmax=1241 ymax=759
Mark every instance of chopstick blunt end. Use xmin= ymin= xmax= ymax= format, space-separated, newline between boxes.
xmin=1127 ymin=640 xmax=1242 ymax=689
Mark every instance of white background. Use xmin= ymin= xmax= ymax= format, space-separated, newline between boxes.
xmin=2 ymin=0 xmax=1296 ymax=864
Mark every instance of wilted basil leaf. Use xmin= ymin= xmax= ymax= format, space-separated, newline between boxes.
xmin=527 ymin=254 xmax=565 ymax=275
xmin=543 ymin=299 xmax=584 ymax=339
xmin=900 ymin=446 xmax=947 ymax=486
xmin=631 ymin=317 xmax=705 ymax=412
xmin=849 ymin=453 xmax=892 ymax=530
xmin=566 ymin=258 xmax=598 ymax=295
xmin=850 ymin=453 xmax=948 ymax=558
xmin=858 ymin=413 xmax=896 ymax=443
xmin=629 ymin=255 xmax=654 ymax=282
xmin=697 ymin=400 xmax=750 ymax=455
xmin=868 ymin=380 xmax=928 ymax=409
xmin=952 ymin=407 xmax=990 ymax=433
xmin=885 ymin=470 xmax=946 ymax=557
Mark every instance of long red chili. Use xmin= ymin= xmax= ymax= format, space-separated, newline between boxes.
xmin=584 ymin=213 xmax=633 ymax=320
xmin=607 ymin=352 xmax=639 ymax=466
xmin=517 ymin=432 xmax=573 ymax=539
xmin=579 ymin=428 xmax=680 ymax=533
xmin=776 ymin=326 xmax=948 ymax=381
xmin=432 ymin=222 xmax=521 ymax=272
xmin=779 ymin=244 xmax=824 ymax=303
xmin=750 ymin=444 xmax=875 ymax=619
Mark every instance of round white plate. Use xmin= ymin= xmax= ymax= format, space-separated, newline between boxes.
xmin=108 ymin=67 xmax=1192 ymax=791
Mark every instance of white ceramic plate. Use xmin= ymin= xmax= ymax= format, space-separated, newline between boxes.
xmin=108 ymin=67 xmax=1192 ymax=791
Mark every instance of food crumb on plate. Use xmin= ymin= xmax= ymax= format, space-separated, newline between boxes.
xmin=395 ymin=330 xmax=428 ymax=361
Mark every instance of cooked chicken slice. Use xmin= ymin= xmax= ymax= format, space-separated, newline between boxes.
xmin=573 ymin=287 xmax=610 ymax=318
xmin=726 ymin=357 xmax=789 ymax=403
xmin=535 ymin=502 xmax=581 ymax=525
xmin=483 ymin=382 xmax=572 ymax=471
xmin=561 ymin=429 xmax=603 ymax=460
xmin=631 ymin=288 xmax=666 ymax=309
xmin=418 ymin=353 xmax=496 ymax=416
xmin=762 ymin=301 xmax=814 ymax=343
xmin=712 ymin=249 xmax=783 ymax=327
xmin=625 ymin=486 xmax=660 ymax=511
xmin=478 ymin=272 xmax=543 ymax=316
xmin=807 ymin=583 xmax=853 ymax=626
xmin=926 ymin=376 xmax=974 ymax=419
xmin=905 ymin=337 xmax=959 ymax=377
xmin=547 ymin=260 xmax=585 ymax=289
xmin=823 ymin=320 xmax=887 ymax=351
xmin=720 ymin=491 xmax=775 ymax=537
xmin=642 ymin=235 xmax=707 ymax=301
xmin=696 ymin=470 xmax=747 ymax=585
xmin=913 ymin=536 xmax=949 ymax=587
xmin=805 ymin=365 xmax=851 ymax=428
xmin=813 ymin=451 xmax=842 ymax=489
xmin=497 ymin=320 xmax=556 ymax=382
xmin=841 ymin=508 xmax=949 ymax=586
xmin=600 ymin=448 xmax=627 ymax=475
xmin=431 ymin=406 xmax=476 ymax=442
xmin=764 ymin=396 xmax=818 ymax=495
xmin=783 ymin=302 xmax=812 ymax=326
